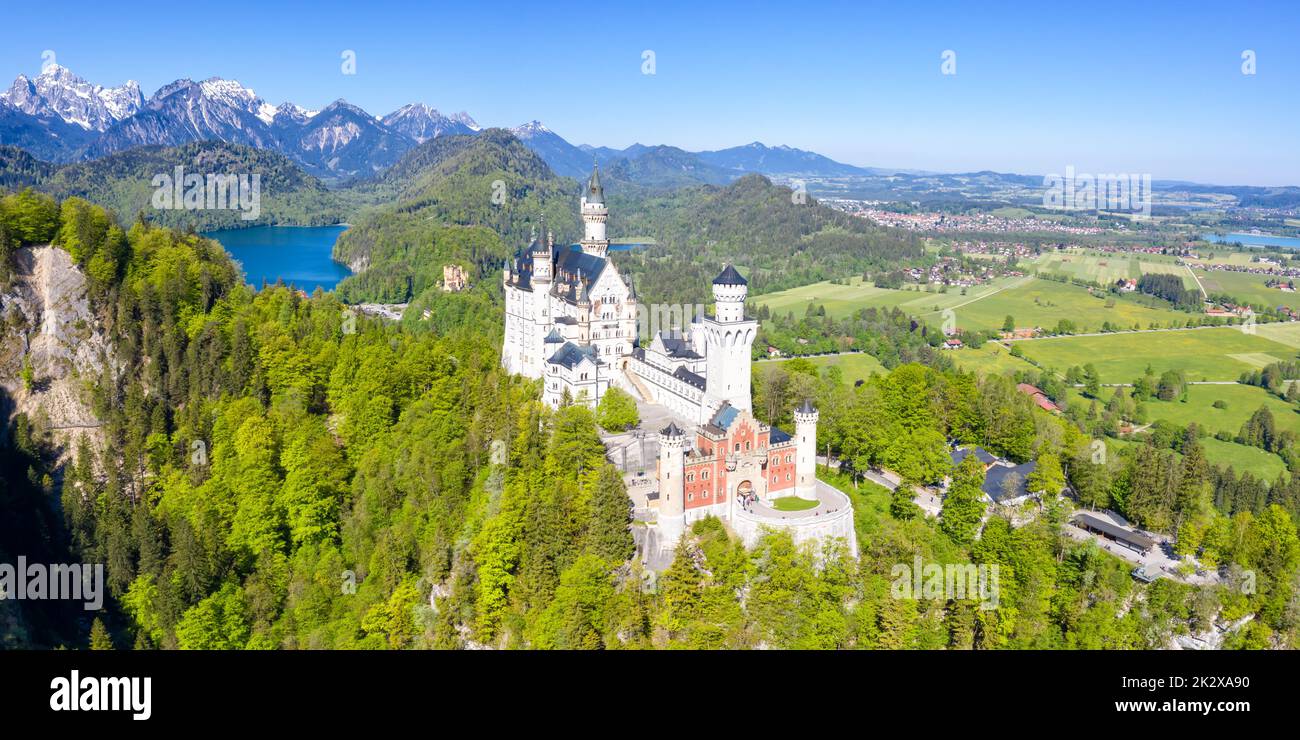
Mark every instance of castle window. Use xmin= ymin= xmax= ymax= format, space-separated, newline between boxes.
xmin=687 ymin=493 xmax=693 ymax=502
xmin=785 ymin=455 xmax=792 ymax=464
xmin=786 ymin=473 xmax=791 ymax=481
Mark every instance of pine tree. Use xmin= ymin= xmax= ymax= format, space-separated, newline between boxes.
xmin=657 ymin=546 xmax=702 ymax=637
xmin=89 ymin=618 xmax=113 ymax=650
xmin=586 ymin=465 xmax=635 ymax=564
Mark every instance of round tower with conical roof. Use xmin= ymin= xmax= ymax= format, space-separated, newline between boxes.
xmin=580 ymin=162 xmax=609 ymax=257
xmin=793 ymin=399 xmax=820 ymax=501
xmin=657 ymin=422 xmax=687 ymax=545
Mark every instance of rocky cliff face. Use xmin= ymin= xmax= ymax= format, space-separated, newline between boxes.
xmin=0 ymin=246 xmax=111 ymax=460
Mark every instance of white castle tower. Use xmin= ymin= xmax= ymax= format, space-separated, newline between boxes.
xmin=579 ymin=162 xmax=609 ymax=257
xmin=794 ymin=399 xmax=820 ymax=501
xmin=702 ymin=265 xmax=757 ymax=413
xmin=657 ymin=422 xmax=687 ymax=546
xmin=529 ymin=224 xmax=553 ymax=371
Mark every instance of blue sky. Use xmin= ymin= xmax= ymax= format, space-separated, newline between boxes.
xmin=2 ymin=0 xmax=1296 ymax=185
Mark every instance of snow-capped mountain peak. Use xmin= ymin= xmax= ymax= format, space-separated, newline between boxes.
xmin=380 ymin=103 xmax=478 ymax=143
xmin=198 ymin=77 xmax=276 ymax=123
xmin=1 ymin=64 xmax=144 ymax=131
xmin=511 ymin=120 xmax=552 ymax=138
xmin=273 ymin=102 xmax=318 ymax=125
xmin=448 ymin=111 xmax=480 ymax=131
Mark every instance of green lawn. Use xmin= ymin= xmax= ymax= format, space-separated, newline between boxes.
xmin=1016 ymin=327 xmax=1298 ymax=383
xmin=771 ymin=496 xmax=820 ymax=512
xmin=767 ymin=352 xmax=886 ymax=385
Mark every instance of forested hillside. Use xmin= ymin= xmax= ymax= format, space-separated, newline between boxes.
xmin=609 ymin=174 xmax=927 ymax=305
xmin=0 ymin=142 xmax=347 ymax=230
xmin=331 ymin=129 xmax=580 ymax=304
xmin=4 ymin=177 xmax=1297 ymax=650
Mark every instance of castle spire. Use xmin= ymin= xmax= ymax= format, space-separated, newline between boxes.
xmin=579 ymin=164 xmax=610 ymax=257
xmin=586 ymin=160 xmax=604 ymax=205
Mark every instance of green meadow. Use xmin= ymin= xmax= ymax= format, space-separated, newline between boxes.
xmin=1016 ymin=327 xmax=1298 ymax=383
xmin=1103 ymin=430 xmax=1287 ymax=481
xmin=1068 ymin=383 xmax=1300 ymax=439
xmin=949 ymin=343 xmax=1040 ymax=377
xmin=1199 ymin=438 xmax=1288 ymax=480
xmin=1194 ymin=269 xmax=1300 ymax=312
xmin=755 ymin=274 xmax=1190 ymax=334
xmin=1030 ymin=250 xmax=1195 ymax=289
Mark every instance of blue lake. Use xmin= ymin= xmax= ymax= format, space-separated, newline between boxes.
xmin=1202 ymin=231 xmax=1300 ymax=250
xmin=203 ymin=225 xmax=352 ymax=292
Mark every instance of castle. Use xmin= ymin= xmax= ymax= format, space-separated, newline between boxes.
xmin=502 ymin=165 xmax=856 ymax=557
xmin=501 ymin=164 xmax=755 ymax=424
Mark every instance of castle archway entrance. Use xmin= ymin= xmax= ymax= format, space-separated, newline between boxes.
xmin=736 ymin=480 xmax=755 ymax=509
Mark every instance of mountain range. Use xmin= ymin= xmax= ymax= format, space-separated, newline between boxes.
xmin=4 ymin=65 xmax=1297 ymax=207
xmin=0 ymin=65 xmax=878 ymax=187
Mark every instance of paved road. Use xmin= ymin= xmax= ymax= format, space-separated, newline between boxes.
xmin=756 ymin=350 xmax=868 ymax=364
xmin=1179 ymin=259 xmax=1209 ymax=299
xmin=1001 ymin=323 xmax=1248 ymax=342
xmin=1069 ymin=380 xmax=1242 ymax=388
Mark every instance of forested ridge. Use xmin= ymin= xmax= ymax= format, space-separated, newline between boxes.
xmin=3 ymin=179 xmax=1298 ymax=649
xmin=0 ymin=142 xmax=346 ymax=231
xmin=329 ymin=130 xmax=581 ymax=304
xmin=608 ymin=174 xmax=927 ymax=305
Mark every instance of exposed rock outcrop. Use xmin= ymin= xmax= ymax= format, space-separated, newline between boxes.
xmin=0 ymin=245 xmax=111 ymax=461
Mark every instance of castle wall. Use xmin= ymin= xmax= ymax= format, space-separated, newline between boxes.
xmin=730 ymin=486 xmax=858 ymax=557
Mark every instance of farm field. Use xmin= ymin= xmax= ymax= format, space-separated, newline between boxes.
xmin=1194 ymin=269 xmax=1300 ymax=311
xmin=1065 ymin=383 xmax=1300 ymax=439
xmin=949 ymin=344 xmax=1039 ymax=377
xmin=1103 ymin=428 xmax=1286 ymax=481
xmin=1188 ymin=251 xmax=1271 ymax=268
xmin=1199 ymin=438 xmax=1287 ymax=480
xmin=755 ymin=275 xmax=1190 ymax=333
xmin=754 ymin=275 xmax=975 ymax=320
xmin=1015 ymin=327 xmax=1298 ymax=383
xmin=1031 ymin=250 xmax=1195 ymax=289
xmin=1253 ymin=321 xmax=1300 ymax=349
xmin=766 ymin=352 xmax=886 ymax=385
xmin=944 ymin=277 xmax=1189 ymax=333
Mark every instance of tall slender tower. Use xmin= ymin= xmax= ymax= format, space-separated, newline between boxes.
xmin=579 ymin=162 xmax=609 ymax=257
xmin=529 ymin=224 xmax=553 ymax=376
xmin=702 ymin=265 xmax=757 ymax=413
xmin=793 ymin=400 xmax=819 ymax=501
xmin=657 ymin=422 xmax=686 ymax=546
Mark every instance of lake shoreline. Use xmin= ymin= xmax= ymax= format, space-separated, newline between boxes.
xmin=203 ymin=224 xmax=352 ymax=293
